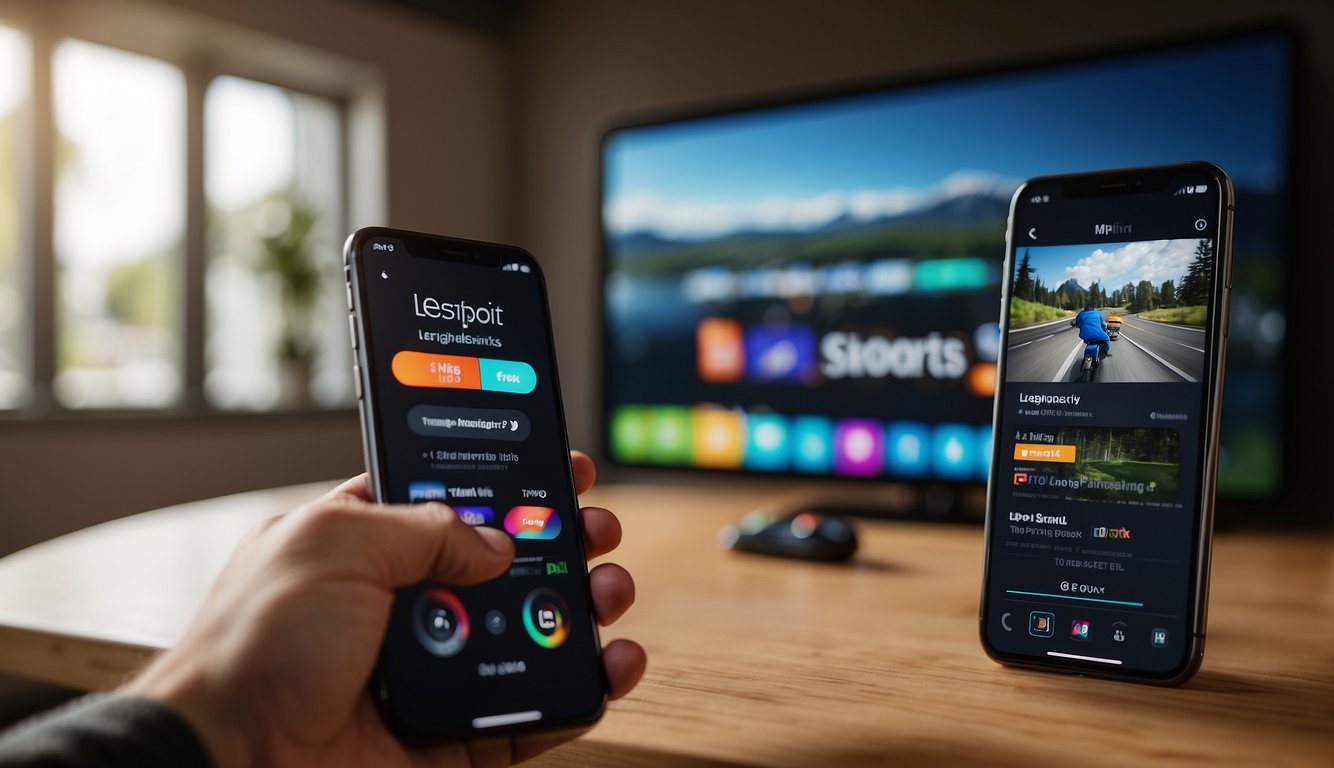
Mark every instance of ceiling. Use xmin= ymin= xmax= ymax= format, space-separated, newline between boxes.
xmin=363 ymin=0 xmax=532 ymax=36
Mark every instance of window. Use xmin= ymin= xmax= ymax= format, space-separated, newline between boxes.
xmin=0 ymin=25 xmax=27 ymax=408
xmin=52 ymin=40 xmax=185 ymax=408
xmin=205 ymin=76 xmax=350 ymax=410
xmin=0 ymin=12 xmax=372 ymax=416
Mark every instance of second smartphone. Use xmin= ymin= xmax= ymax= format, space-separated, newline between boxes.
xmin=345 ymin=227 xmax=606 ymax=740
xmin=980 ymin=162 xmax=1233 ymax=684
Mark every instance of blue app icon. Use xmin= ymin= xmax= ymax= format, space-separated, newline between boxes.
xmin=744 ymin=325 xmax=816 ymax=383
xmin=408 ymin=481 xmax=447 ymax=502
xmin=745 ymin=413 xmax=790 ymax=471
xmin=885 ymin=422 xmax=930 ymax=478
xmin=976 ymin=425 xmax=994 ymax=480
xmin=452 ymin=506 xmax=493 ymax=526
xmin=932 ymin=424 xmax=976 ymax=480
xmin=791 ymin=416 xmax=834 ymax=473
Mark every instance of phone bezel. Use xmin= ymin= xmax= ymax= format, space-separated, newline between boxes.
xmin=978 ymin=162 xmax=1234 ymax=685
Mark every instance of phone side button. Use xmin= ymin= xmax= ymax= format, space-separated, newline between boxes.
xmin=348 ymin=314 xmax=359 ymax=350
xmin=353 ymin=365 xmax=363 ymax=400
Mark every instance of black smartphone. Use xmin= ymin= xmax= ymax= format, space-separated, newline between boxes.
xmin=980 ymin=162 xmax=1234 ymax=685
xmin=344 ymin=227 xmax=606 ymax=740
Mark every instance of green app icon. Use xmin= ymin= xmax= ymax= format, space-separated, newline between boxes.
xmin=610 ymin=406 xmax=650 ymax=463
xmin=647 ymin=406 xmax=692 ymax=465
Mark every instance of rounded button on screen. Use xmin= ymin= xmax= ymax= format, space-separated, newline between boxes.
xmin=414 ymin=587 xmax=470 ymax=657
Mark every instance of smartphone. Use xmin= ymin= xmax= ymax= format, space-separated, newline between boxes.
xmin=344 ymin=227 xmax=606 ymax=740
xmin=980 ymin=162 xmax=1234 ymax=685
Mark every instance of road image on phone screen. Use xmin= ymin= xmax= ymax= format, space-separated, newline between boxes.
xmin=980 ymin=163 xmax=1233 ymax=684
xmin=345 ymin=229 xmax=606 ymax=740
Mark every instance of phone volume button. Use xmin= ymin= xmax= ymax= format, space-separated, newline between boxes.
xmin=348 ymin=314 xmax=359 ymax=350
xmin=345 ymin=283 xmax=354 ymax=311
xmin=353 ymin=364 xmax=363 ymax=400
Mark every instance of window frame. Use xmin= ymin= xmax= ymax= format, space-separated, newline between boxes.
xmin=0 ymin=8 xmax=376 ymax=420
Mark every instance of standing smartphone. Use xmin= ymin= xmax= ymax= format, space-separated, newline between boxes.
xmin=344 ymin=227 xmax=606 ymax=740
xmin=980 ymin=162 xmax=1233 ymax=685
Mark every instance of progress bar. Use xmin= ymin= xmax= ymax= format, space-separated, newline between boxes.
xmin=472 ymin=710 xmax=541 ymax=729
xmin=1048 ymin=651 xmax=1122 ymax=665
xmin=1007 ymin=589 xmax=1144 ymax=607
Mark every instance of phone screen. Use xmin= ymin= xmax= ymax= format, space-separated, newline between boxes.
xmin=981 ymin=165 xmax=1231 ymax=682
xmin=347 ymin=229 xmax=605 ymax=739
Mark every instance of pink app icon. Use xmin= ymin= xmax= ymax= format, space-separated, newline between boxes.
xmin=504 ymin=506 xmax=562 ymax=540
xmin=834 ymin=419 xmax=883 ymax=477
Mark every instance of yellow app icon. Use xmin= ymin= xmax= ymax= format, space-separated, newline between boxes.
xmin=693 ymin=407 xmax=745 ymax=468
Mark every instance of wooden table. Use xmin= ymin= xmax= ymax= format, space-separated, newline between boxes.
xmin=0 ymin=482 xmax=1331 ymax=766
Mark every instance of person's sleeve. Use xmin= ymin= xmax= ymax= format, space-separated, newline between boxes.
xmin=0 ymin=694 xmax=212 ymax=768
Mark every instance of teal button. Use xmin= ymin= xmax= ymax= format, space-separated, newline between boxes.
xmin=479 ymin=358 xmax=536 ymax=394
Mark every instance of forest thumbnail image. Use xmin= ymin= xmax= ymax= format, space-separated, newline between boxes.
xmin=1050 ymin=426 xmax=1181 ymax=501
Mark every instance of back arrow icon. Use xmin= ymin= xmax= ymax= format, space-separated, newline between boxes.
xmin=1028 ymin=228 xmax=1037 ymax=240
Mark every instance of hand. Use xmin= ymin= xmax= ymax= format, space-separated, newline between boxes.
xmin=127 ymin=451 xmax=646 ymax=767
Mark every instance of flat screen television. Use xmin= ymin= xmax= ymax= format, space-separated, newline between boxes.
xmin=599 ymin=28 xmax=1294 ymax=514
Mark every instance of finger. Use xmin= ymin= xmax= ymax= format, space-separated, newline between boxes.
xmin=323 ymin=473 xmax=374 ymax=502
xmin=580 ymin=506 xmax=622 ymax=559
xmin=293 ymin=498 xmax=515 ymax=588
xmin=571 ymin=450 xmax=596 ymax=495
xmin=603 ymin=638 xmax=647 ymax=700
xmin=589 ymin=562 xmax=634 ymax=625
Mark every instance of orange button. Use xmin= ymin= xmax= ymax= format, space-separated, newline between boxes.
xmin=1012 ymin=442 xmax=1076 ymax=463
xmin=392 ymin=351 xmax=481 ymax=390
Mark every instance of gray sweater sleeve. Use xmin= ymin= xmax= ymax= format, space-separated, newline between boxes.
xmin=0 ymin=694 xmax=212 ymax=768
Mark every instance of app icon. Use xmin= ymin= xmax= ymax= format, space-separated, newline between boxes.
xmin=1013 ymin=472 xmax=1029 ymax=485
xmin=522 ymin=587 xmax=570 ymax=649
xmin=791 ymin=416 xmax=834 ymax=473
xmin=744 ymin=325 xmax=816 ymax=383
xmin=834 ymin=419 xmax=884 ymax=477
xmin=646 ymin=406 xmax=692 ymax=465
xmin=1151 ymin=628 xmax=1169 ymax=648
xmin=968 ymin=363 xmax=997 ymax=398
xmin=974 ymin=322 xmax=1001 ymax=362
xmin=932 ymin=424 xmax=976 ymax=480
xmin=413 ymin=587 xmax=470 ymax=657
xmin=504 ymin=506 xmax=562 ymax=539
xmin=484 ymin=609 xmax=506 ymax=635
xmin=453 ymin=506 xmax=493 ymax=526
xmin=609 ymin=406 xmax=651 ymax=463
xmin=697 ymin=318 xmax=745 ymax=383
xmin=1112 ymin=621 xmax=1128 ymax=643
xmin=976 ymin=425 xmax=994 ymax=479
xmin=745 ymin=413 xmax=790 ymax=471
xmin=1070 ymin=619 xmax=1091 ymax=641
xmin=1029 ymin=611 xmax=1055 ymax=638
xmin=885 ymin=422 xmax=930 ymax=478
xmin=408 ymin=481 xmax=447 ymax=503
xmin=693 ymin=407 xmax=745 ymax=468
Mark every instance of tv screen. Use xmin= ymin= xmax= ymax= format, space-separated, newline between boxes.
xmin=600 ymin=30 xmax=1293 ymax=500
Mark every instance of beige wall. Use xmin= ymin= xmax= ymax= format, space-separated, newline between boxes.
xmin=510 ymin=0 xmax=1334 ymax=517
xmin=0 ymin=0 xmax=514 ymax=555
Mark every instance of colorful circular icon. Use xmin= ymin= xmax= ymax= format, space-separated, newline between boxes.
xmin=413 ymin=586 xmax=470 ymax=657
xmin=521 ymin=588 xmax=570 ymax=649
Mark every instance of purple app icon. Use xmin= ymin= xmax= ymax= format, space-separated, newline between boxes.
xmin=834 ymin=419 xmax=883 ymax=477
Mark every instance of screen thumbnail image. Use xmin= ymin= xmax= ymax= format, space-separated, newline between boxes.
xmin=1005 ymin=239 xmax=1212 ymax=384
xmin=1012 ymin=426 xmax=1181 ymax=503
